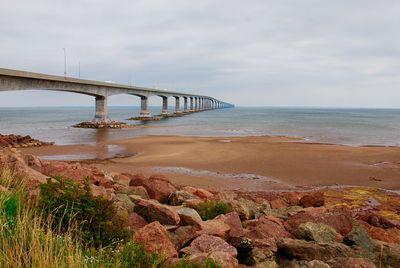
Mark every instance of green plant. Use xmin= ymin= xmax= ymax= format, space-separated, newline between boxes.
xmin=39 ymin=176 xmax=129 ymax=248
xmin=194 ymin=200 xmax=231 ymax=220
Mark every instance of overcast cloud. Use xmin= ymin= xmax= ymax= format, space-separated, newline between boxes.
xmin=0 ymin=0 xmax=399 ymax=107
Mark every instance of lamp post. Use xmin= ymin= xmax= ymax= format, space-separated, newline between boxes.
xmin=63 ymin=48 xmax=67 ymax=78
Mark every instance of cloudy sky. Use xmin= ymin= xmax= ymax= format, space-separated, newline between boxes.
xmin=0 ymin=0 xmax=399 ymax=107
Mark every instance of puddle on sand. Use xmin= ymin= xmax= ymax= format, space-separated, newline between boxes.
xmin=39 ymin=144 xmax=129 ymax=161
xmin=149 ymin=166 xmax=281 ymax=183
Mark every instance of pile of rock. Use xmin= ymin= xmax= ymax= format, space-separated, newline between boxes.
xmin=73 ymin=121 xmax=127 ymax=128
xmin=0 ymin=134 xmax=53 ymax=149
xmin=0 ymin=148 xmax=399 ymax=267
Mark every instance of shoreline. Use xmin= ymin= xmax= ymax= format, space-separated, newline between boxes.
xmin=20 ymin=134 xmax=400 ymax=192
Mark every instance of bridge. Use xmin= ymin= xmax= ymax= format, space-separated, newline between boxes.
xmin=0 ymin=68 xmax=234 ymax=125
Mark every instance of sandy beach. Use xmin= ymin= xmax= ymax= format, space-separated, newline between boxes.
xmin=20 ymin=135 xmax=400 ymax=192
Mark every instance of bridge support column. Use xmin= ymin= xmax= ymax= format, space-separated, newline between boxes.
xmin=161 ymin=96 xmax=169 ymax=115
xmin=174 ymin=96 xmax=181 ymax=113
xmin=139 ymin=96 xmax=151 ymax=117
xmin=94 ymin=96 xmax=108 ymax=122
xmin=190 ymin=97 xmax=194 ymax=111
xmin=194 ymin=98 xmax=198 ymax=111
xmin=183 ymin=97 xmax=189 ymax=112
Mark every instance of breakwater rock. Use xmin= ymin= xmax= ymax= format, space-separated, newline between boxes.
xmin=0 ymin=134 xmax=53 ymax=149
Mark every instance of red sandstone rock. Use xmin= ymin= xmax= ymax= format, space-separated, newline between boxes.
xmin=189 ymin=252 xmax=238 ymax=268
xmin=282 ymin=192 xmax=304 ymax=206
xmin=198 ymin=218 xmax=231 ymax=239
xmin=182 ymin=186 xmax=214 ymax=199
xmin=285 ymin=208 xmax=353 ymax=236
xmin=134 ymin=221 xmax=178 ymax=259
xmin=171 ymin=225 xmax=201 ymax=250
xmin=90 ymin=184 xmax=115 ymax=200
xmin=134 ymin=198 xmax=181 ymax=225
xmin=245 ymin=215 xmax=291 ymax=251
xmin=129 ymin=174 xmax=177 ymax=203
xmin=215 ymin=212 xmax=244 ymax=239
xmin=270 ymin=198 xmax=289 ymax=209
xmin=177 ymin=207 xmax=203 ymax=226
xmin=181 ymin=234 xmax=238 ymax=258
xmin=127 ymin=212 xmax=147 ymax=233
xmin=326 ymin=257 xmax=377 ymax=268
xmin=0 ymin=149 xmax=48 ymax=191
xmin=360 ymin=221 xmax=400 ymax=244
xmin=0 ymin=134 xmax=53 ymax=149
xmin=299 ymin=192 xmax=325 ymax=208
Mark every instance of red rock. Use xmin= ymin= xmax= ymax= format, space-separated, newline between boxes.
xmin=129 ymin=174 xmax=177 ymax=203
xmin=189 ymin=252 xmax=238 ymax=268
xmin=177 ymin=207 xmax=203 ymax=226
xmin=182 ymin=186 xmax=214 ymax=199
xmin=184 ymin=199 xmax=205 ymax=209
xmin=134 ymin=198 xmax=180 ymax=225
xmin=0 ymin=149 xmax=48 ymax=191
xmin=134 ymin=221 xmax=178 ymax=259
xmin=171 ymin=225 xmax=201 ymax=250
xmin=245 ymin=215 xmax=292 ymax=251
xmin=326 ymin=257 xmax=376 ymax=268
xmin=112 ymin=173 xmax=131 ymax=186
xmin=299 ymin=192 xmax=325 ymax=208
xmin=40 ymin=161 xmax=112 ymax=187
xmin=127 ymin=212 xmax=147 ymax=233
xmin=90 ymin=184 xmax=115 ymax=200
xmin=198 ymin=218 xmax=231 ymax=239
xmin=181 ymin=234 xmax=238 ymax=258
xmin=360 ymin=221 xmax=400 ymax=244
xmin=285 ymin=208 xmax=353 ymax=236
xmin=216 ymin=212 xmax=244 ymax=239
xmin=270 ymin=198 xmax=289 ymax=209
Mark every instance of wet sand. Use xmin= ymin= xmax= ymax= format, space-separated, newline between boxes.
xmin=21 ymin=135 xmax=400 ymax=192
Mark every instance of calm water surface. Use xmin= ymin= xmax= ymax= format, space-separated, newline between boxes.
xmin=0 ymin=106 xmax=399 ymax=146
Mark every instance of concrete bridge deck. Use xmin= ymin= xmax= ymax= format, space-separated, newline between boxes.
xmin=0 ymin=68 xmax=234 ymax=125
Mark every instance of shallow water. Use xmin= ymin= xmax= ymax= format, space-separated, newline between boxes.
xmin=0 ymin=106 xmax=399 ymax=146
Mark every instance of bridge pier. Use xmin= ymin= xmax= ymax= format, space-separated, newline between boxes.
xmin=139 ymin=96 xmax=151 ymax=117
xmin=190 ymin=97 xmax=194 ymax=111
xmin=183 ymin=97 xmax=189 ymax=112
xmin=161 ymin=96 xmax=169 ymax=115
xmin=93 ymin=96 xmax=108 ymax=122
xmin=174 ymin=96 xmax=181 ymax=113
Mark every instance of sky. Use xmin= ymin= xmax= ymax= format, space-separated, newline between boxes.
xmin=0 ymin=0 xmax=399 ymax=107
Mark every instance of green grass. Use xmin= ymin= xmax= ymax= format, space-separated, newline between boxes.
xmin=194 ymin=200 xmax=231 ymax=220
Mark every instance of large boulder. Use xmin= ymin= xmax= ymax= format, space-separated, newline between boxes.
xmin=299 ymin=192 xmax=325 ymax=208
xmin=134 ymin=199 xmax=180 ymax=225
xmin=0 ymin=149 xmax=47 ymax=191
xmin=245 ymin=215 xmax=292 ymax=252
xmin=326 ymin=258 xmax=376 ymax=268
xmin=177 ymin=207 xmax=203 ymax=226
xmin=181 ymin=234 xmax=238 ymax=258
xmin=296 ymin=222 xmax=337 ymax=243
xmin=130 ymin=174 xmax=177 ymax=203
xmin=277 ymin=238 xmax=356 ymax=261
xmin=198 ymin=218 xmax=231 ymax=239
xmin=168 ymin=190 xmax=198 ymax=206
xmin=360 ymin=221 xmax=400 ymax=244
xmin=343 ymin=224 xmax=374 ymax=252
xmin=216 ymin=212 xmax=244 ymax=240
xmin=182 ymin=186 xmax=214 ymax=199
xmin=170 ymin=225 xmax=201 ymax=250
xmin=285 ymin=208 xmax=353 ymax=237
xmin=133 ymin=221 xmax=178 ymax=259
xmin=127 ymin=212 xmax=147 ymax=233
xmin=189 ymin=252 xmax=238 ymax=268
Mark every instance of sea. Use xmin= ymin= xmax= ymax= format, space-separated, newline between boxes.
xmin=0 ymin=106 xmax=399 ymax=147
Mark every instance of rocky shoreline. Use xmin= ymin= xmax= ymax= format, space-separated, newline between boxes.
xmin=0 ymin=148 xmax=399 ymax=267
xmin=0 ymin=134 xmax=53 ymax=149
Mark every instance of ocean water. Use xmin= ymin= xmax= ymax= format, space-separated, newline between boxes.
xmin=0 ymin=106 xmax=399 ymax=146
